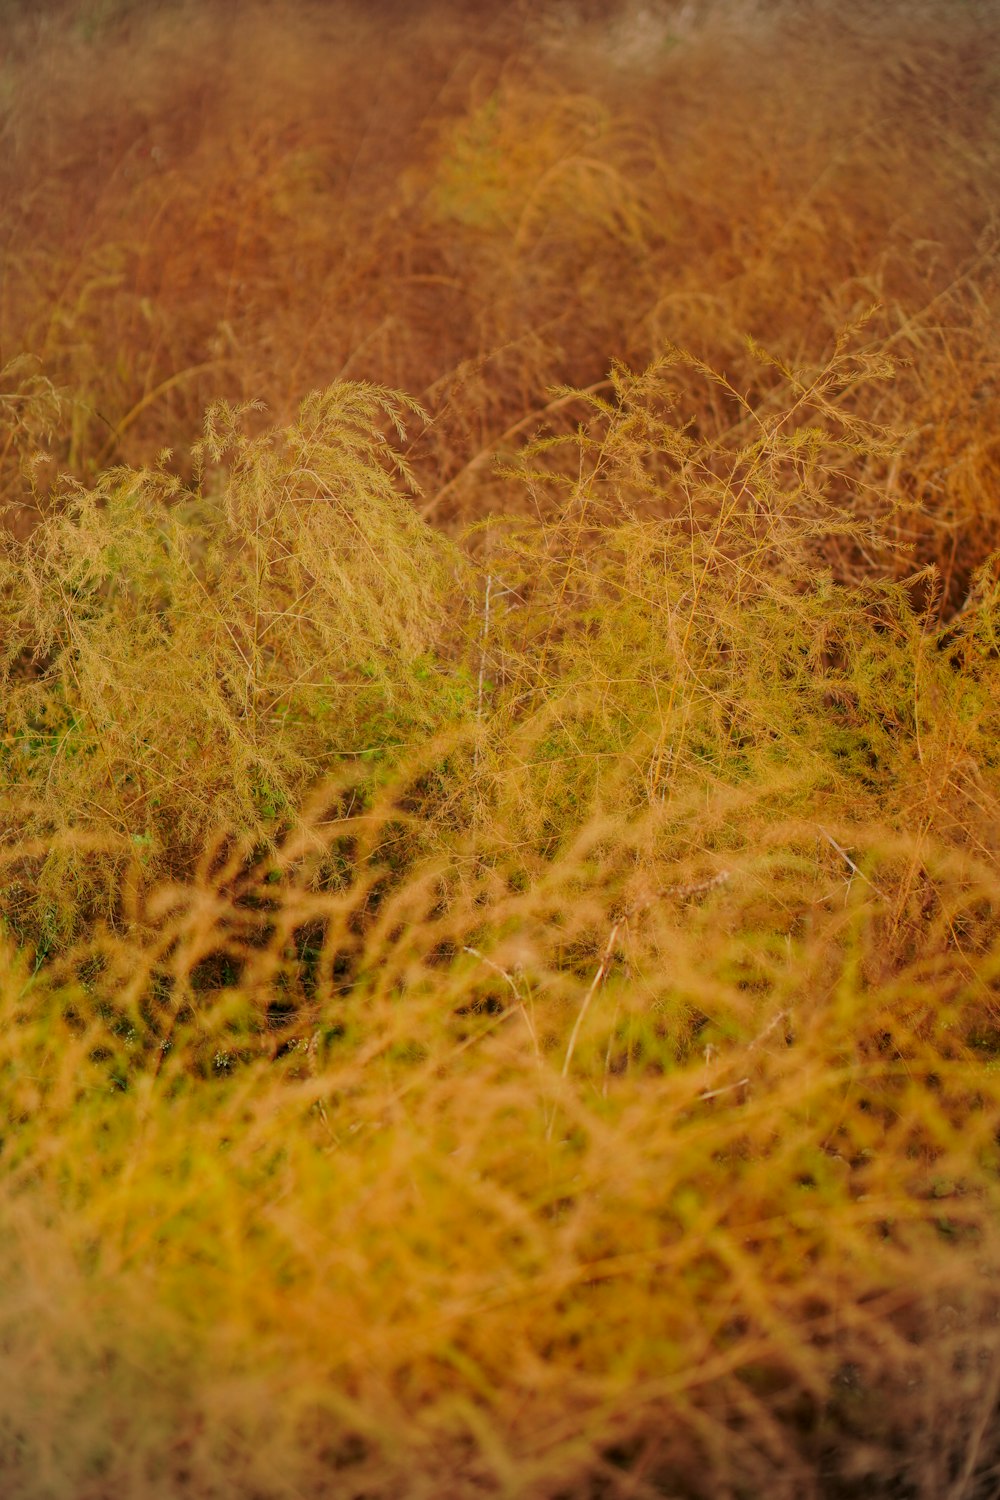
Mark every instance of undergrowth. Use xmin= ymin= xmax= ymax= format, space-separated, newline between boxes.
xmin=0 ymin=381 xmax=465 ymax=939
xmin=1 ymin=2 xmax=1000 ymax=1497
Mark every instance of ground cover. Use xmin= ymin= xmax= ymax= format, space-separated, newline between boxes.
xmin=2 ymin=1 xmax=1000 ymax=1494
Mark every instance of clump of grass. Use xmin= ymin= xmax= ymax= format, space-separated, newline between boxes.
xmin=3 ymin=774 xmax=1000 ymax=1498
xmin=0 ymin=382 xmax=466 ymax=937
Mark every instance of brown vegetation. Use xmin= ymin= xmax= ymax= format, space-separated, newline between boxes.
xmin=1 ymin=1 xmax=999 ymax=1495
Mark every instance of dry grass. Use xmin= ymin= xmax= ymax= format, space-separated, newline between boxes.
xmin=2 ymin=1 xmax=1000 ymax=1495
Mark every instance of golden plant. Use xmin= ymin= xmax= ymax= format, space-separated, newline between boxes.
xmin=0 ymin=383 xmax=466 ymax=936
xmin=1 ymin=2 xmax=999 ymax=1496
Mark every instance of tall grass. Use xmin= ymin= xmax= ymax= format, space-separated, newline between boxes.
xmin=1 ymin=381 xmax=465 ymax=938
xmin=2 ymin=1 xmax=1000 ymax=1495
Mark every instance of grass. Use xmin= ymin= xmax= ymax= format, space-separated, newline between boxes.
xmin=2 ymin=0 xmax=1000 ymax=1495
